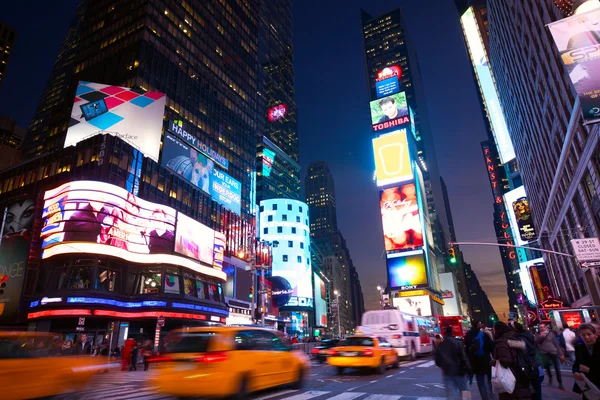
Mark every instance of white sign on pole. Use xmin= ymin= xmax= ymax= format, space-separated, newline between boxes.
xmin=571 ymin=238 xmax=600 ymax=262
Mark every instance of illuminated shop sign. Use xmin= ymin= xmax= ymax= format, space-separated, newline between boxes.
xmin=461 ymin=8 xmax=515 ymax=164
xmin=372 ymin=129 xmax=413 ymax=187
xmin=268 ymin=104 xmax=288 ymax=122
xmin=167 ymin=120 xmax=229 ymax=169
xmin=375 ymin=65 xmax=402 ymax=98
xmin=370 ymin=92 xmax=410 ymax=132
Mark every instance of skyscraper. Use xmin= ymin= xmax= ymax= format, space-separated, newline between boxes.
xmin=257 ymin=0 xmax=300 ymax=202
xmin=486 ymin=0 xmax=600 ymax=308
xmin=305 ymin=161 xmax=338 ymax=237
xmin=25 ymin=0 xmax=261 ymax=219
xmin=0 ymin=22 xmax=16 ymax=87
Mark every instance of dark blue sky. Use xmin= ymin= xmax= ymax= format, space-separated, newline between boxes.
xmin=0 ymin=0 xmax=509 ymax=317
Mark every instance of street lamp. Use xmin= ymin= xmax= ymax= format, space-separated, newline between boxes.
xmin=377 ymin=285 xmax=384 ymax=309
xmin=333 ymin=290 xmax=341 ymax=338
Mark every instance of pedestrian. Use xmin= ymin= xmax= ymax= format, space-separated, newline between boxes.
xmin=572 ymin=323 xmax=600 ymax=398
xmin=511 ymin=321 xmax=544 ymax=400
xmin=492 ymin=321 xmax=532 ymax=399
xmin=562 ymin=325 xmax=578 ymax=365
xmin=464 ymin=320 xmax=494 ymax=400
xmin=129 ymin=342 xmax=139 ymax=371
xmin=535 ymin=322 xmax=566 ymax=389
xmin=142 ymin=340 xmax=154 ymax=371
xmin=435 ymin=326 xmax=472 ymax=400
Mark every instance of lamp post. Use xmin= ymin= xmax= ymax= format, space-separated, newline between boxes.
xmin=334 ymin=290 xmax=341 ymax=338
xmin=377 ymin=285 xmax=384 ymax=309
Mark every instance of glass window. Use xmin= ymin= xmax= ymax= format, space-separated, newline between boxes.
xmin=164 ymin=267 xmax=181 ymax=295
xmin=277 ymin=226 xmax=283 ymax=233
xmin=263 ymin=227 xmax=268 ymax=234
xmin=297 ymin=256 xmax=302 ymax=263
xmin=268 ymin=215 xmax=273 ymax=222
xmin=196 ymin=281 xmax=208 ymax=300
xmin=288 ymin=240 xmax=293 ymax=248
xmin=96 ymin=267 xmax=117 ymax=292
xmin=259 ymin=205 xmax=264 ymax=212
xmin=234 ymin=330 xmax=257 ymax=350
xmin=296 ymin=216 xmax=300 ymax=223
xmin=137 ymin=267 xmax=162 ymax=294
xmin=343 ymin=337 xmax=374 ymax=346
xmin=272 ymin=204 xmax=277 ymax=211
xmin=283 ymin=255 xmax=288 ymax=262
xmin=292 ymin=227 xmax=296 ymax=234
xmin=184 ymin=278 xmax=197 ymax=297
xmin=66 ymin=265 xmax=93 ymax=289
xmin=282 ymin=214 xmax=287 ymax=221
xmin=300 ymin=243 xmax=304 ymax=249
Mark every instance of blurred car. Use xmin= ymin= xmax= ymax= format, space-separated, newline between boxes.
xmin=310 ymin=339 xmax=340 ymax=363
xmin=0 ymin=332 xmax=109 ymax=400
xmin=150 ymin=327 xmax=310 ymax=399
xmin=327 ymin=335 xmax=399 ymax=375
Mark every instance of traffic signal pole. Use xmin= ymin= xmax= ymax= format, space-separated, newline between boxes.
xmin=449 ymin=241 xmax=576 ymax=258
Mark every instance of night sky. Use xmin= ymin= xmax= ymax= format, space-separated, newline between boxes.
xmin=0 ymin=1 xmax=509 ymax=318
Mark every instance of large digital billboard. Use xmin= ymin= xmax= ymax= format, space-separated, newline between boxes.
xmin=387 ymin=250 xmax=429 ymax=291
xmin=162 ymin=133 xmax=242 ymax=214
xmin=461 ymin=8 xmax=515 ymax=164
xmin=549 ymin=9 xmax=600 ymax=124
xmin=314 ymin=273 xmax=328 ymax=327
xmin=380 ymin=184 xmax=423 ymax=254
xmin=175 ymin=213 xmax=214 ymax=266
xmin=375 ymin=65 xmax=402 ymax=98
xmin=519 ymin=260 xmax=538 ymax=305
xmin=65 ymin=81 xmax=166 ymax=161
xmin=373 ymin=129 xmax=413 ymax=187
xmin=503 ymin=186 xmax=537 ymax=246
xmin=0 ymin=199 xmax=34 ymax=323
xmin=41 ymin=181 xmax=176 ymax=255
xmin=370 ymin=92 xmax=410 ymax=132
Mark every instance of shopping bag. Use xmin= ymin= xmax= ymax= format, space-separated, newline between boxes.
xmin=461 ymin=390 xmax=472 ymax=400
xmin=491 ymin=363 xmax=516 ymax=394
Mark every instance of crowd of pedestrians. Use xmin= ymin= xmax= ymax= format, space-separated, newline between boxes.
xmin=435 ymin=319 xmax=600 ymax=399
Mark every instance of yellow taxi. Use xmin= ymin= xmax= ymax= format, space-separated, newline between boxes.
xmin=0 ymin=332 xmax=109 ymax=400
xmin=150 ymin=326 xmax=310 ymax=399
xmin=327 ymin=335 xmax=400 ymax=375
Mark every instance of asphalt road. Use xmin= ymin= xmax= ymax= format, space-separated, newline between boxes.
xmin=56 ymin=357 xmax=580 ymax=400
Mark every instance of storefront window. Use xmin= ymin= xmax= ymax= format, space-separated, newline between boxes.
xmin=66 ymin=266 xmax=92 ymax=289
xmin=96 ymin=268 xmax=117 ymax=292
xmin=137 ymin=267 xmax=162 ymax=294
xmin=184 ymin=277 xmax=197 ymax=297
xmin=196 ymin=280 xmax=208 ymax=300
xmin=164 ymin=266 xmax=181 ymax=295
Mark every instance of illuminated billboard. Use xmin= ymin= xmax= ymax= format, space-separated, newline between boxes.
xmin=370 ymin=92 xmax=410 ymax=132
xmin=175 ymin=213 xmax=214 ymax=266
xmin=262 ymin=148 xmax=276 ymax=177
xmin=65 ymin=81 xmax=166 ymax=161
xmin=387 ymin=250 xmax=429 ymax=291
xmin=314 ymin=273 xmax=328 ymax=326
xmin=268 ymin=104 xmax=288 ymax=122
xmin=41 ymin=181 xmax=176 ymax=255
xmin=213 ymin=231 xmax=226 ymax=271
xmin=503 ymin=186 xmax=537 ymax=246
xmin=461 ymin=8 xmax=515 ymax=164
xmin=375 ymin=65 xmax=402 ymax=98
xmin=373 ymin=129 xmax=413 ymax=187
xmin=162 ymin=132 xmax=242 ymax=215
xmin=549 ymin=9 xmax=600 ymax=124
xmin=519 ymin=260 xmax=539 ymax=305
xmin=380 ymin=184 xmax=423 ymax=254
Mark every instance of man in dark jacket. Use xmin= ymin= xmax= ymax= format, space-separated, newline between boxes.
xmin=74 ymin=333 xmax=92 ymax=355
xmin=535 ymin=322 xmax=565 ymax=389
xmin=464 ymin=320 xmax=494 ymax=400
xmin=436 ymin=326 xmax=471 ymax=399
xmin=512 ymin=322 xmax=543 ymax=400
xmin=494 ymin=322 xmax=532 ymax=400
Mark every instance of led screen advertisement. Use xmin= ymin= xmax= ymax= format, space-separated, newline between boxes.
xmin=373 ymin=129 xmax=413 ymax=187
xmin=175 ymin=213 xmax=214 ymax=266
xmin=262 ymin=148 xmax=276 ymax=177
xmin=375 ymin=65 xmax=402 ymax=98
xmin=380 ymin=184 xmax=423 ymax=254
xmin=314 ymin=273 xmax=328 ymax=327
xmin=387 ymin=250 xmax=429 ymax=291
xmin=370 ymin=91 xmax=410 ymax=132
xmin=41 ymin=181 xmax=176 ymax=255
xmin=65 ymin=81 xmax=166 ymax=161
xmin=503 ymin=186 xmax=537 ymax=246
xmin=162 ymin=133 xmax=242 ymax=215
xmin=0 ymin=199 xmax=34 ymax=323
xmin=461 ymin=8 xmax=515 ymax=164
xmin=549 ymin=9 xmax=600 ymax=124
xmin=519 ymin=261 xmax=538 ymax=305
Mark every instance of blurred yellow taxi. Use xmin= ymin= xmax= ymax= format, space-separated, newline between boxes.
xmin=0 ymin=332 xmax=108 ymax=400
xmin=327 ymin=335 xmax=399 ymax=375
xmin=150 ymin=326 xmax=310 ymax=399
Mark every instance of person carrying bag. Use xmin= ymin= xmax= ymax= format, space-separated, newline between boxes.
xmin=492 ymin=322 xmax=532 ymax=399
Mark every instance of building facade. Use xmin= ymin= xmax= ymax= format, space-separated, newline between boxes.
xmin=0 ymin=116 xmax=24 ymax=170
xmin=487 ymin=0 xmax=600 ymax=309
xmin=305 ymin=162 xmax=338 ymax=237
xmin=0 ymin=22 xmax=16 ymax=87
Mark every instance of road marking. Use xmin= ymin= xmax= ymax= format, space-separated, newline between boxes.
xmin=415 ymin=384 xmax=427 ymax=388
xmin=396 ymin=377 xmax=416 ymax=380
xmin=326 ymin=393 xmax=366 ymax=400
xmin=370 ymin=380 xmax=378 ymax=383
xmin=434 ymin=385 xmax=445 ymax=389
xmin=255 ymin=390 xmax=299 ymax=399
xmin=399 ymin=370 xmax=406 ymax=373
xmin=417 ymin=360 xmax=435 ymax=368
xmin=280 ymin=390 xmax=330 ymax=400
xmin=402 ymin=360 xmax=428 ymax=367
xmin=361 ymin=395 xmax=402 ymax=400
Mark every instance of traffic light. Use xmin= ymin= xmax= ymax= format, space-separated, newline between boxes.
xmin=449 ymin=247 xmax=457 ymax=264
xmin=266 ymin=287 xmax=272 ymax=299
xmin=0 ymin=275 xmax=7 ymax=296
xmin=249 ymin=285 xmax=254 ymax=299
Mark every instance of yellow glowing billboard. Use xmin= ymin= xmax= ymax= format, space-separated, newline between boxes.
xmin=373 ymin=129 xmax=413 ymax=187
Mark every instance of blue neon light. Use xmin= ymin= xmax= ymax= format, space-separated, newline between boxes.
xmin=30 ymin=300 xmax=40 ymax=308
xmin=66 ymin=297 xmax=167 ymax=308
xmin=172 ymin=302 xmax=228 ymax=316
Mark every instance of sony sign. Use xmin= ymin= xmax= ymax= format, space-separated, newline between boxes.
xmin=167 ymin=121 xmax=229 ymax=169
xmin=285 ymin=297 xmax=314 ymax=308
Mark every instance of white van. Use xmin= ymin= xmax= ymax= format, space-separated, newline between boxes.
xmin=356 ymin=309 xmax=434 ymax=360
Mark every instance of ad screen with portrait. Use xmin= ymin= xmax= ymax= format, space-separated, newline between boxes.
xmin=41 ymin=181 xmax=176 ymax=255
xmin=380 ymin=184 xmax=423 ymax=254
xmin=370 ymin=91 xmax=410 ymax=132
xmin=175 ymin=213 xmax=215 ymax=266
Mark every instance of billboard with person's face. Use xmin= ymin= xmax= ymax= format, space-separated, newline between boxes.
xmin=65 ymin=81 xmax=166 ymax=161
xmin=370 ymin=91 xmax=410 ymax=132
xmin=175 ymin=213 xmax=214 ymax=266
xmin=503 ymin=186 xmax=537 ymax=246
xmin=380 ymin=184 xmax=423 ymax=254
xmin=41 ymin=181 xmax=176 ymax=255
xmin=0 ymin=199 xmax=35 ymax=323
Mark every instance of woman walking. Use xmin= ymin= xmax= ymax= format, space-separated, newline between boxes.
xmin=572 ymin=323 xmax=600 ymax=399
xmin=493 ymin=321 xmax=532 ymax=399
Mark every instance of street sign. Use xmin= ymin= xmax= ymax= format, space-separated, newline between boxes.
xmin=571 ymin=238 xmax=600 ymax=262
xmin=157 ymin=316 xmax=165 ymax=327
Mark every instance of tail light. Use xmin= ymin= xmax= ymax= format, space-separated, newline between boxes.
xmin=392 ymin=334 xmax=401 ymax=339
xmin=362 ymin=349 xmax=374 ymax=357
xmin=148 ymin=356 xmax=175 ymax=363
xmin=329 ymin=349 xmax=338 ymax=356
xmin=194 ymin=351 xmax=228 ymax=363
xmin=311 ymin=348 xmax=319 ymax=355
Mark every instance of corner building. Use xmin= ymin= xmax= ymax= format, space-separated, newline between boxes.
xmin=487 ymin=0 xmax=600 ymax=308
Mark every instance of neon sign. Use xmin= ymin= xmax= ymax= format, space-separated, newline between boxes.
xmin=268 ymin=104 xmax=288 ymax=122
